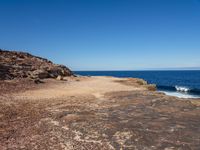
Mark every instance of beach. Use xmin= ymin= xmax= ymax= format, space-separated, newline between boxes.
xmin=1 ymin=76 xmax=200 ymax=150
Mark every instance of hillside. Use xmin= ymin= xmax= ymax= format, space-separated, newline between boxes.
xmin=0 ymin=49 xmax=73 ymax=80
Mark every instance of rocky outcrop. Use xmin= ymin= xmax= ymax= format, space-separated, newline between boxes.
xmin=0 ymin=49 xmax=74 ymax=80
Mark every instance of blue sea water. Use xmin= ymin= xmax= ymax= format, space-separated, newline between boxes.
xmin=75 ymin=71 xmax=200 ymax=98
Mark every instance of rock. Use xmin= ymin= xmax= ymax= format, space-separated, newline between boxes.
xmin=0 ymin=64 xmax=10 ymax=80
xmin=146 ymin=84 xmax=157 ymax=91
xmin=33 ymin=79 xmax=44 ymax=84
xmin=0 ymin=49 xmax=74 ymax=80
xmin=31 ymin=70 xmax=49 ymax=79
xmin=56 ymin=75 xmax=63 ymax=80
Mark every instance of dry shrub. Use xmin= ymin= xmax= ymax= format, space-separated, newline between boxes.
xmin=136 ymin=79 xmax=147 ymax=85
xmin=146 ymin=84 xmax=157 ymax=91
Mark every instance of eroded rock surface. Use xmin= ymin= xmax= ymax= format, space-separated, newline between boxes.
xmin=0 ymin=77 xmax=200 ymax=150
xmin=0 ymin=49 xmax=73 ymax=80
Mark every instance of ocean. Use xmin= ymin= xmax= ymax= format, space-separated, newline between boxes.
xmin=75 ymin=71 xmax=200 ymax=98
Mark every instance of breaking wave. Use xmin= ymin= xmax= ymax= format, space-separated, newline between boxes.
xmin=157 ymin=85 xmax=200 ymax=98
xmin=175 ymin=86 xmax=190 ymax=92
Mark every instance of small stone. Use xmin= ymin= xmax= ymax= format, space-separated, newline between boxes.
xmin=33 ymin=79 xmax=43 ymax=84
xmin=56 ymin=75 xmax=63 ymax=80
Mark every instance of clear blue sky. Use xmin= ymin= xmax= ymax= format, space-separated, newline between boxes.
xmin=0 ymin=0 xmax=200 ymax=71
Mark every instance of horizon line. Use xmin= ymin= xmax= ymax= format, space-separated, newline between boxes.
xmin=74 ymin=69 xmax=200 ymax=72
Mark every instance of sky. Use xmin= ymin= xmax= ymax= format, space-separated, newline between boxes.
xmin=0 ymin=0 xmax=200 ymax=71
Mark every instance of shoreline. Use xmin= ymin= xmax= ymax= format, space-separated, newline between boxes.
xmin=1 ymin=76 xmax=200 ymax=149
xmin=159 ymin=90 xmax=200 ymax=99
xmin=75 ymin=70 xmax=200 ymax=99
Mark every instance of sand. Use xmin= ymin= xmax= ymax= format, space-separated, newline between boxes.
xmin=14 ymin=76 xmax=145 ymax=99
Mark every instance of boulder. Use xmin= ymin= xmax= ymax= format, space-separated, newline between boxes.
xmin=30 ymin=70 xmax=49 ymax=79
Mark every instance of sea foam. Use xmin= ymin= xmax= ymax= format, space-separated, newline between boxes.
xmin=175 ymin=86 xmax=190 ymax=92
xmin=159 ymin=90 xmax=199 ymax=98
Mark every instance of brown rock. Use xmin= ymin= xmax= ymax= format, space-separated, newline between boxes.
xmin=0 ymin=49 xmax=74 ymax=80
xmin=30 ymin=70 xmax=49 ymax=79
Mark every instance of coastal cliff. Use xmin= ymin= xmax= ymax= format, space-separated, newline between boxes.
xmin=0 ymin=49 xmax=73 ymax=80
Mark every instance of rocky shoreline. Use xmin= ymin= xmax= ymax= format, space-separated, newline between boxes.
xmin=0 ymin=76 xmax=200 ymax=150
xmin=1 ymin=50 xmax=200 ymax=150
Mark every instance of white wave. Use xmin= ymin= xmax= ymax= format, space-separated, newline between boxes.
xmin=175 ymin=86 xmax=190 ymax=92
xmin=159 ymin=91 xmax=199 ymax=99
